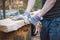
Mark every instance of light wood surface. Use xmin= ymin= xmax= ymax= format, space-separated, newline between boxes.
xmin=0 ymin=18 xmax=30 ymax=32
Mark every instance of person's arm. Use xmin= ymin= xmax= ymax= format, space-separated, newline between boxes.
xmin=39 ymin=0 xmax=56 ymax=16
xmin=25 ymin=0 xmax=36 ymax=12
xmin=30 ymin=0 xmax=56 ymax=35
xmin=30 ymin=0 xmax=57 ymax=26
xmin=12 ymin=0 xmax=36 ymax=20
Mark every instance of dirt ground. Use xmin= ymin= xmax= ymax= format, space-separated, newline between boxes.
xmin=31 ymin=36 xmax=40 ymax=40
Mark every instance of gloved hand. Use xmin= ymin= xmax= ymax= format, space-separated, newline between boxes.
xmin=22 ymin=12 xmax=31 ymax=24
xmin=23 ymin=12 xmax=31 ymax=18
xmin=12 ymin=12 xmax=31 ymax=24
xmin=29 ymin=14 xmax=43 ymax=35
xmin=12 ymin=12 xmax=30 ymax=20
xmin=29 ymin=14 xmax=43 ymax=26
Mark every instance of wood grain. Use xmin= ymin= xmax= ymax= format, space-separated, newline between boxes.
xmin=0 ymin=24 xmax=31 ymax=40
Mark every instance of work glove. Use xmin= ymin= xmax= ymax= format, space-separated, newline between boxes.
xmin=12 ymin=12 xmax=31 ymax=24
xmin=23 ymin=12 xmax=31 ymax=18
xmin=29 ymin=14 xmax=43 ymax=36
xmin=12 ymin=12 xmax=30 ymax=20
xmin=22 ymin=12 xmax=31 ymax=24
xmin=29 ymin=14 xmax=43 ymax=26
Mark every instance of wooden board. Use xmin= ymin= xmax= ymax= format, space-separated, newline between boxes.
xmin=0 ymin=19 xmax=30 ymax=32
xmin=0 ymin=24 xmax=31 ymax=40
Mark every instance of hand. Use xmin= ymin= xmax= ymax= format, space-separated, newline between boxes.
xmin=29 ymin=14 xmax=43 ymax=36
xmin=29 ymin=14 xmax=43 ymax=26
xmin=12 ymin=12 xmax=30 ymax=20
xmin=22 ymin=12 xmax=31 ymax=24
xmin=23 ymin=12 xmax=31 ymax=18
xmin=12 ymin=12 xmax=30 ymax=24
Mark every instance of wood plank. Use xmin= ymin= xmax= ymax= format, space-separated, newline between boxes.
xmin=0 ymin=24 xmax=31 ymax=40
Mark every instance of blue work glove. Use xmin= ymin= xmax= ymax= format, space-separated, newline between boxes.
xmin=12 ymin=12 xmax=30 ymax=21
xmin=29 ymin=14 xmax=43 ymax=36
xmin=23 ymin=12 xmax=31 ymax=18
xmin=29 ymin=14 xmax=43 ymax=26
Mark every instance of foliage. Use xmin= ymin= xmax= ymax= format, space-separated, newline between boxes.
xmin=20 ymin=0 xmax=42 ymax=13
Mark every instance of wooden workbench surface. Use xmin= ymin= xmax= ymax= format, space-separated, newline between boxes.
xmin=0 ymin=24 xmax=31 ymax=40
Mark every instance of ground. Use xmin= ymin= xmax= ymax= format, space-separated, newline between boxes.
xmin=31 ymin=36 xmax=40 ymax=40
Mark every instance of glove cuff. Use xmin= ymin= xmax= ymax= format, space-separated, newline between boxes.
xmin=37 ymin=15 xmax=43 ymax=20
xmin=23 ymin=12 xmax=31 ymax=18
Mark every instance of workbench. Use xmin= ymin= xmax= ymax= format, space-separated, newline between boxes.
xmin=0 ymin=24 xmax=31 ymax=40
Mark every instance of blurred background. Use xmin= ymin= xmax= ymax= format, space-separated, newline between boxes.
xmin=0 ymin=0 xmax=42 ymax=19
xmin=0 ymin=0 xmax=42 ymax=13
